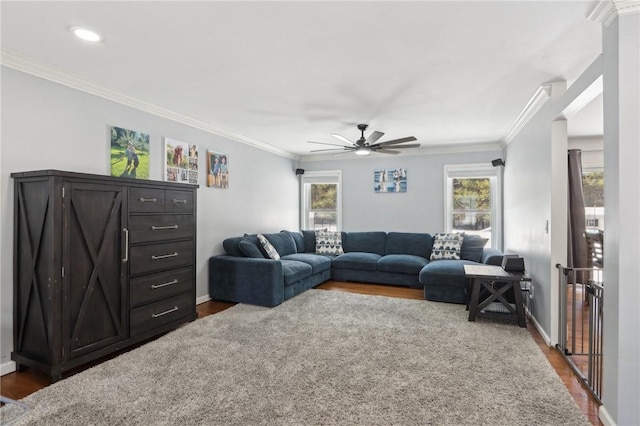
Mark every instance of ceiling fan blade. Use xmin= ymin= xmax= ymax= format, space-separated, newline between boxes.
xmin=375 ymin=149 xmax=401 ymax=155
xmin=371 ymin=136 xmax=417 ymax=147
xmin=310 ymin=148 xmax=350 ymax=152
xmin=308 ymin=141 xmax=348 ymax=148
xmin=365 ymin=130 xmax=385 ymax=145
xmin=389 ymin=143 xmax=421 ymax=149
xmin=331 ymin=133 xmax=355 ymax=145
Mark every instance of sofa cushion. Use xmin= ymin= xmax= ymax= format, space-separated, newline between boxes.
xmin=262 ymin=232 xmax=297 ymax=256
xmin=342 ymin=232 xmax=386 ymax=255
xmin=377 ymin=254 xmax=429 ymax=275
xmin=258 ymin=234 xmax=281 ymax=260
xmin=430 ymin=233 xmax=464 ymax=260
xmin=332 ymin=252 xmax=382 ymax=271
xmin=282 ymin=230 xmax=306 ymax=253
xmin=281 ymin=253 xmax=332 ymax=274
xmin=460 ymin=234 xmax=489 ymax=263
xmin=280 ymin=260 xmax=313 ymax=286
xmin=419 ymin=259 xmax=478 ymax=278
xmin=301 ymin=230 xmax=316 ymax=253
xmin=315 ymin=229 xmax=344 ymax=255
xmin=222 ymin=237 xmax=244 ymax=257
xmin=238 ymin=238 xmax=265 ymax=258
xmin=385 ymin=232 xmax=433 ymax=258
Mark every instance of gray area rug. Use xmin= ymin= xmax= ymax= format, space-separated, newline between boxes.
xmin=4 ymin=290 xmax=588 ymax=425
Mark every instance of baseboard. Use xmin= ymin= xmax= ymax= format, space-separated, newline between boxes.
xmin=196 ymin=294 xmax=212 ymax=305
xmin=598 ymin=404 xmax=616 ymax=426
xmin=526 ymin=307 xmax=552 ymax=346
xmin=1 ymin=360 xmax=16 ymax=376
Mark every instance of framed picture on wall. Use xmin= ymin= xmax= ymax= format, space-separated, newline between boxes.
xmin=374 ymin=168 xmax=407 ymax=193
xmin=207 ymin=151 xmax=229 ymax=188
xmin=110 ymin=126 xmax=150 ymax=179
xmin=164 ymin=137 xmax=198 ymax=184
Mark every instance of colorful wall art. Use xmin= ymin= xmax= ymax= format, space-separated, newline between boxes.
xmin=164 ymin=137 xmax=198 ymax=184
xmin=374 ymin=168 xmax=407 ymax=193
xmin=207 ymin=151 xmax=229 ymax=189
xmin=110 ymin=126 xmax=150 ymax=179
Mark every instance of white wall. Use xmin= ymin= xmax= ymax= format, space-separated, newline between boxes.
xmin=300 ymin=149 xmax=502 ymax=234
xmin=601 ymin=13 xmax=640 ymax=426
xmin=0 ymin=68 xmax=299 ymax=371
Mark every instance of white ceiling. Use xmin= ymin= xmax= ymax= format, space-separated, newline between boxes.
xmin=1 ymin=1 xmax=603 ymax=159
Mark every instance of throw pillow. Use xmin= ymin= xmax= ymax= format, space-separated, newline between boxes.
xmin=315 ymin=230 xmax=344 ymax=255
xmin=238 ymin=238 xmax=265 ymax=258
xmin=430 ymin=233 xmax=465 ymax=260
xmin=257 ymin=234 xmax=280 ymax=260
xmin=460 ymin=234 xmax=489 ymax=263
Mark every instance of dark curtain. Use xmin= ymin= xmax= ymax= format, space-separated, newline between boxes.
xmin=567 ymin=149 xmax=588 ymax=283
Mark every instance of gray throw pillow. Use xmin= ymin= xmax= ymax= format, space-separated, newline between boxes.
xmin=238 ymin=238 xmax=265 ymax=258
xmin=460 ymin=234 xmax=489 ymax=263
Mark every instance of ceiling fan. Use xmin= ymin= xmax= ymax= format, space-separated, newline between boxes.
xmin=308 ymin=124 xmax=420 ymax=156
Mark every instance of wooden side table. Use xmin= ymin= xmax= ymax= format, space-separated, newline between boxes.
xmin=464 ymin=264 xmax=530 ymax=328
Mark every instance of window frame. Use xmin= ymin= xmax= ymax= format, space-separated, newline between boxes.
xmin=300 ymin=170 xmax=343 ymax=231
xmin=443 ymin=163 xmax=502 ymax=250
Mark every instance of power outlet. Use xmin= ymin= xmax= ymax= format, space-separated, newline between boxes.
xmin=529 ymin=283 xmax=535 ymax=299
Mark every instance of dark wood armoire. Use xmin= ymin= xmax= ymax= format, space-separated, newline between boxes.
xmin=11 ymin=170 xmax=198 ymax=381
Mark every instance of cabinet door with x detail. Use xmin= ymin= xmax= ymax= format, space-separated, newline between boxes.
xmin=63 ymin=182 xmax=127 ymax=359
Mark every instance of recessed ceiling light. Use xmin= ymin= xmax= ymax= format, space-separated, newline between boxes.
xmin=70 ymin=27 xmax=103 ymax=43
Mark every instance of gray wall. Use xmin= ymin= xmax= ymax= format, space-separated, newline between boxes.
xmin=300 ymin=149 xmax=502 ymax=234
xmin=503 ymin=101 xmax=556 ymax=338
xmin=0 ymin=68 xmax=299 ymax=370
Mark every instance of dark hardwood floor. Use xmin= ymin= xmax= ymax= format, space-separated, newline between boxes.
xmin=1 ymin=281 xmax=602 ymax=425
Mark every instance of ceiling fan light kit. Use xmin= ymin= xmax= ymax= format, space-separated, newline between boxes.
xmin=355 ymin=146 xmax=371 ymax=156
xmin=309 ymin=124 xmax=420 ymax=156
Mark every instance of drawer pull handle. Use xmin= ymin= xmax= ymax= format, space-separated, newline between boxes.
xmin=172 ymin=199 xmax=188 ymax=204
xmin=139 ymin=197 xmax=157 ymax=203
xmin=151 ymin=252 xmax=178 ymax=260
xmin=151 ymin=279 xmax=179 ymax=289
xmin=151 ymin=225 xmax=179 ymax=230
xmin=122 ymin=228 xmax=129 ymax=263
xmin=152 ymin=306 xmax=178 ymax=318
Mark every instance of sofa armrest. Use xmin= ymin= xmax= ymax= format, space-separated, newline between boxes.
xmin=209 ymin=256 xmax=284 ymax=307
xmin=481 ymin=248 xmax=504 ymax=266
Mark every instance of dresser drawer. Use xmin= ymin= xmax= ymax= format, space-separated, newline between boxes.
xmin=165 ymin=190 xmax=194 ymax=213
xmin=129 ymin=240 xmax=193 ymax=275
xmin=129 ymin=215 xmax=194 ymax=244
xmin=130 ymin=187 xmax=165 ymax=213
xmin=130 ymin=267 xmax=193 ymax=306
xmin=130 ymin=292 xmax=193 ymax=337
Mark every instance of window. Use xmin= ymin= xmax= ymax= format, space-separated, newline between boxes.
xmin=582 ymin=169 xmax=604 ymax=231
xmin=301 ymin=170 xmax=342 ymax=231
xmin=444 ymin=164 xmax=501 ymax=249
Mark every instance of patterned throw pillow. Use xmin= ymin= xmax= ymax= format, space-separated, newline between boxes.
xmin=315 ymin=230 xmax=344 ymax=255
xmin=430 ymin=233 xmax=465 ymax=260
xmin=257 ymin=234 xmax=280 ymax=260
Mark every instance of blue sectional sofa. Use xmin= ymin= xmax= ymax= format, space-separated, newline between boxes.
xmin=208 ymin=230 xmax=504 ymax=307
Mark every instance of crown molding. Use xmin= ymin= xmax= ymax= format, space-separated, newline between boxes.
xmin=299 ymin=141 xmax=503 ymax=163
xmin=589 ymin=0 xmax=640 ymax=27
xmin=501 ymin=84 xmax=551 ymax=147
xmin=614 ymin=0 xmax=640 ymax=15
xmin=1 ymin=48 xmax=299 ymax=161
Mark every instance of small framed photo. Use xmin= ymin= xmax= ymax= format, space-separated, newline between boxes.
xmin=374 ymin=168 xmax=407 ymax=193
xmin=110 ymin=126 xmax=150 ymax=179
xmin=164 ymin=138 xmax=198 ymax=184
xmin=207 ymin=151 xmax=229 ymax=188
